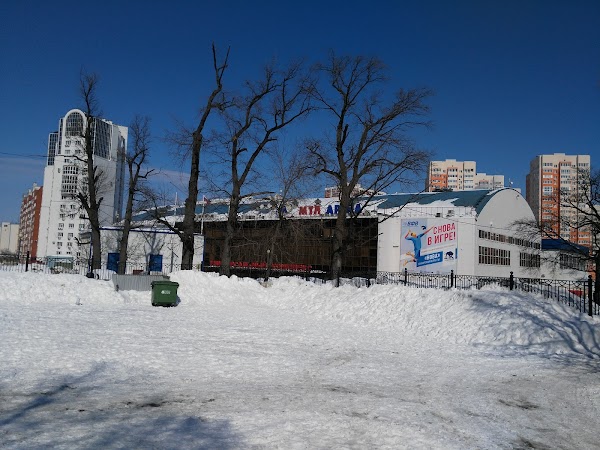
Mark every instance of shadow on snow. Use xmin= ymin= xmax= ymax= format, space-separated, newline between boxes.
xmin=0 ymin=363 xmax=242 ymax=449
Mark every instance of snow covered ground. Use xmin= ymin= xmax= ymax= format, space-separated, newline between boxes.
xmin=0 ymin=270 xmax=599 ymax=449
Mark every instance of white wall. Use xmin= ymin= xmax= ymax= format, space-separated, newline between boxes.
xmin=99 ymin=228 xmax=204 ymax=272
xmin=377 ymin=189 xmax=544 ymax=277
xmin=475 ymin=189 xmax=540 ymax=278
xmin=377 ymin=216 xmax=403 ymax=272
xmin=0 ymin=222 xmax=19 ymax=253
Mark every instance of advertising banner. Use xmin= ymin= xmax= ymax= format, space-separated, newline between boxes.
xmin=400 ymin=218 xmax=458 ymax=273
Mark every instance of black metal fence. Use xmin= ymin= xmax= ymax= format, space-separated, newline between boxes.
xmin=2 ymin=253 xmax=598 ymax=316
xmin=377 ymin=269 xmax=599 ymax=317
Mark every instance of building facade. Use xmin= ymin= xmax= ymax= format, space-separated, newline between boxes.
xmin=18 ymin=183 xmax=43 ymax=258
xmin=426 ymin=159 xmax=505 ymax=192
xmin=525 ymin=153 xmax=591 ymax=246
xmin=99 ymin=189 xmax=588 ymax=279
xmin=0 ymin=222 xmax=20 ymax=253
xmin=376 ymin=189 xmax=546 ymax=277
xmin=37 ymin=109 xmax=127 ymax=259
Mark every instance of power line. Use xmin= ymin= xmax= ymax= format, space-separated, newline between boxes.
xmin=0 ymin=151 xmax=46 ymax=159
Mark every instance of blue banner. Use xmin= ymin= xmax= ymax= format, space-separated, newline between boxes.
xmin=416 ymin=251 xmax=443 ymax=267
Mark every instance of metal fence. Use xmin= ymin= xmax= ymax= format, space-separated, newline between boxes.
xmin=2 ymin=253 xmax=598 ymax=316
xmin=377 ymin=269 xmax=599 ymax=317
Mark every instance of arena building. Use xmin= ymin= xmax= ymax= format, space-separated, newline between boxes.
xmin=92 ymin=188 xmax=588 ymax=281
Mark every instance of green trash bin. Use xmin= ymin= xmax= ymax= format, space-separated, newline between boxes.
xmin=151 ymin=280 xmax=179 ymax=307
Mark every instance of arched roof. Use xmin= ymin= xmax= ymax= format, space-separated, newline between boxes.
xmin=375 ymin=188 xmax=515 ymax=215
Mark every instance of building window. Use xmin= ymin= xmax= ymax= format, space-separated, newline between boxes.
xmin=65 ymin=111 xmax=84 ymax=137
xmin=520 ymin=252 xmax=540 ymax=268
xmin=69 ymin=223 xmax=74 ymax=228
xmin=559 ymin=254 xmax=587 ymax=271
xmin=479 ymin=246 xmax=510 ymax=265
xmin=58 ymin=223 xmax=64 ymax=230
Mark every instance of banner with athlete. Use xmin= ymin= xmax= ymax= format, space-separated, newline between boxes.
xmin=400 ymin=218 xmax=458 ymax=273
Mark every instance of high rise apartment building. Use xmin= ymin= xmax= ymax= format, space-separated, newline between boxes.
xmin=37 ymin=109 xmax=127 ymax=259
xmin=426 ymin=159 xmax=505 ymax=192
xmin=525 ymin=153 xmax=591 ymax=246
xmin=18 ymin=183 xmax=43 ymax=258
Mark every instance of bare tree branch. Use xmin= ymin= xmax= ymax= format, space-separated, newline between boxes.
xmin=305 ymin=53 xmax=433 ymax=283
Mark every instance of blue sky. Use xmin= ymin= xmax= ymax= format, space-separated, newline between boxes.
xmin=0 ymin=0 xmax=598 ymax=222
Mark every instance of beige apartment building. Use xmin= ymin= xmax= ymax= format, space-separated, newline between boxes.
xmin=425 ymin=159 xmax=505 ymax=192
xmin=525 ymin=153 xmax=591 ymax=246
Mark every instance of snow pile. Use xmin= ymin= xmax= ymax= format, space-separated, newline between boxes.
xmin=1 ymin=270 xmax=598 ymax=359
xmin=169 ymin=271 xmax=600 ymax=359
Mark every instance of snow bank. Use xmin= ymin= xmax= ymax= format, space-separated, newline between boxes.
xmin=1 ymin=270 xmax=598 ymax=359
xmin=170 ymin=271 xmax=600 ymax=359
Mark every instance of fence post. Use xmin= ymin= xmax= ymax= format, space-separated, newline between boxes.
xmin=589 ymin=275 xmax=593 ymax=317
xmin=404 ymin=268 xmax=408 ymax=286
xmin=25 ymin=251 xmax=30 ymax=272
xmin=509 ymin=271 xmax=514 ymax=290
xmin=450 ymin=270 xmax=454 ymax=288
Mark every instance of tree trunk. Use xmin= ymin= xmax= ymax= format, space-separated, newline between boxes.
xmin=180 ymin=132 xmax=202 ymax=270
xmin=331 ymin=190 xmax=351 ymax=286
xmin=220 ymin=193 xmax=241 ymax=277
xmin=265 ymin=228 xmax=277 ymax=282
xmin=90 ymin=215 xmax=102 ymax=270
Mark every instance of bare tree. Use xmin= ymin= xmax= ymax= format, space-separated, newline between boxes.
xmin=214 ymin=61 xmax=312 ymax=277
xmin=305 ymin=53 xmax=432 ymax=283
xmin=117 ymin=115 xmax=155 ymax=274
xmin=74 ymin=72 xmax=109 ymax=271
xmin=156 ymin=44 xmax=229 ymax=269
xmin=263 ymin=147 xmax=312 ymax=280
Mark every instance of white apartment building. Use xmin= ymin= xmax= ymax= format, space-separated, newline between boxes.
xmin=426 ymin=159 xmax=505 ymax=192
xmin=0 ymin=222 xmax=19 ymax=253
xmin=525 ymin=153 xmax=591 ymax=246
xmin=37 ymin=109 xmax=127 ymax=259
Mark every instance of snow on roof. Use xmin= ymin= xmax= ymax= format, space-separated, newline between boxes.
xmin=375 ymin=189 xmax=504 ymax=214
xmin=129 ymin=189 xmax=512 ymax=224
xmin=542 ymin=239 xmax=590 ymax=253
